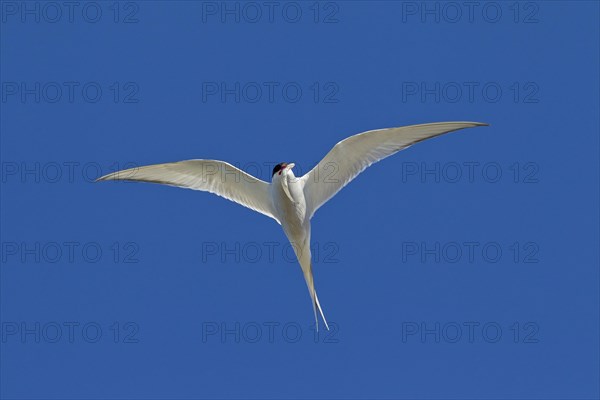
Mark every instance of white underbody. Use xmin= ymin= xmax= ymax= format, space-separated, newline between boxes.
xmin=271 ymin=166 xmax=328 ymax=329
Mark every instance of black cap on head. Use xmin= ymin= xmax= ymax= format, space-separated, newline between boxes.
xmin=272 ymin=163 xmax=286 ymax=177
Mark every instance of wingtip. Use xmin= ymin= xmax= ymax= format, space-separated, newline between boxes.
xmin=95 ymin=171 xmax=122 ymax=182
xmin=94 ymin=175 xmax=110 ymax=182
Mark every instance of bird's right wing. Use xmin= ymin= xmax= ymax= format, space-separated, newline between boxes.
xmin=301 ymin=122 xmax=488 ymax=219
xmin=96 ymin=159 xmax=279 ymax=224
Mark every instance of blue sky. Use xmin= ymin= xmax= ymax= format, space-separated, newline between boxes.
xmin=1 ymin=1 xmax=599 ymax=399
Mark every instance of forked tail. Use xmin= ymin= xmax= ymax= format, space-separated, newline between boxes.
xmin=299 ymin=250 xmax=329 ymax=332
xmin=314 ymin=289 xmax=329 ymax=331
xmin=286 ymin=229 xmax=329 ymax=331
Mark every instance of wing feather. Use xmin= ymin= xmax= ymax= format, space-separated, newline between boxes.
xmin=96 ymin=159 xmax=279 ymax=223
xmin=301 ymin=122 xmax=488 ymax=219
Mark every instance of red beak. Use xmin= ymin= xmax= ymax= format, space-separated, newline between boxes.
xmin=278 ymin=163 xmax=287 ymax=175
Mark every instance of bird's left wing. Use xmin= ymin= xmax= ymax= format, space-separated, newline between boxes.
xmin=96 ymin=159 xmax=279 ymax=223
xmin=301 ymin=122 xmax=488 ymax=219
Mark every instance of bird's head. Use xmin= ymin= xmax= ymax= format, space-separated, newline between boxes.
xmin=272 ymin=162 xmax=295 ymax=180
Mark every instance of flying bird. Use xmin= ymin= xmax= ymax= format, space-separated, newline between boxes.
xmin=97 ymin=121 xmax=488 ymax=330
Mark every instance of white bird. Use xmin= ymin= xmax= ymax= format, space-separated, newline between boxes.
xmin=97 ymin=121 xmax=488 ymax=330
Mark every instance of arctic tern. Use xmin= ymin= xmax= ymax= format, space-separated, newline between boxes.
xmin=97 ymin=121 xmax=488 ymax=330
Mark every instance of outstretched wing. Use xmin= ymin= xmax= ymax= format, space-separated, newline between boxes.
xmin=96 ymin=159 xmax=279 ymax=223
xmin=301 ymin=122 xmax=488 ymax=219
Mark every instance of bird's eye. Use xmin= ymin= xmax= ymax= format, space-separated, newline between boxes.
xmin=272 ymin=164 xmax=282 ymax=177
